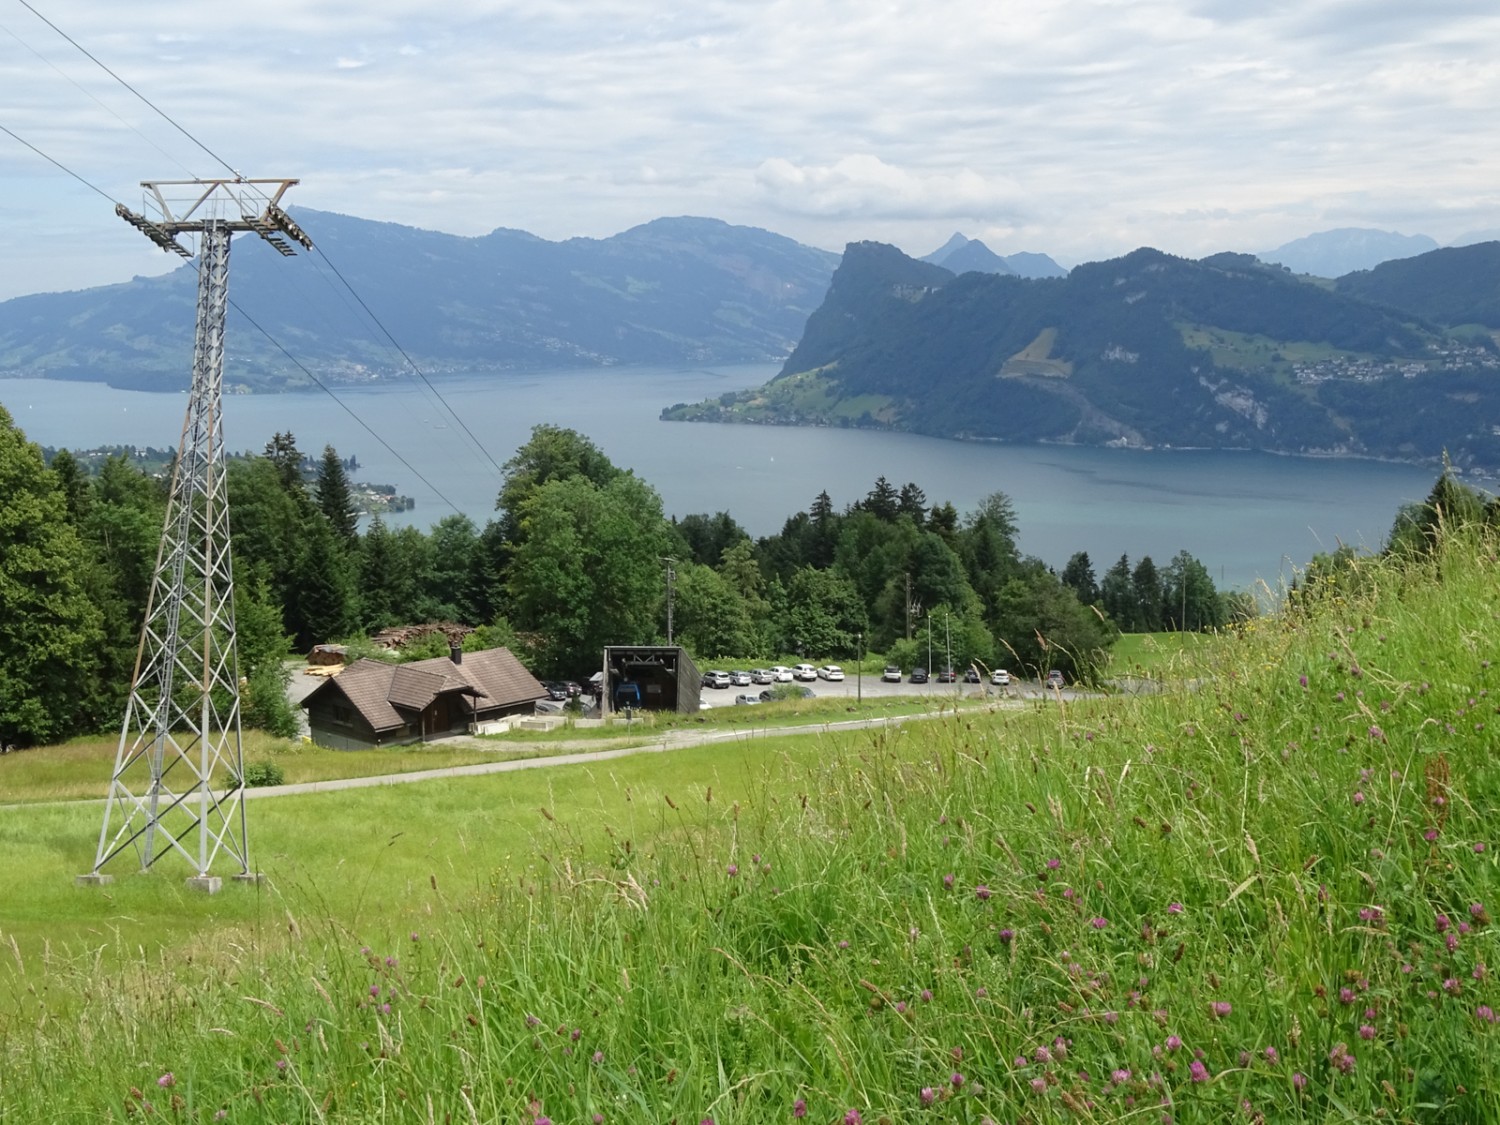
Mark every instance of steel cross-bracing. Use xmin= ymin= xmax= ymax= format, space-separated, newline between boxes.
xmin=82 ymin=180 xmax=311 ymax=892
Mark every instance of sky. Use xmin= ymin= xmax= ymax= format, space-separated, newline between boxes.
xmin=3 ymin=0 xmax=1500 ymax=302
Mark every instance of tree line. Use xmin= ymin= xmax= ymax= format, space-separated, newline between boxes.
xmin=10 ymin=406 xmax=1491 ymax=749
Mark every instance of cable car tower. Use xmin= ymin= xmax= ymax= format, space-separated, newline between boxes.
xmin=79 ymin=179 xmax=312 ymax=893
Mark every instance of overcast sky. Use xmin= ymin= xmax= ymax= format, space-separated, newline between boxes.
xmin=3 ymin=0 xmax=1499 ymax=301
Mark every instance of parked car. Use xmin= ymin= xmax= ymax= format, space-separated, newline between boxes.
xmin=818 ymin=664 xmax=845 ymax=681
xmin=881 ymin=665 xmax=903 ymax=683
xmin=730 ymin=670 xmax=752 ymax=687
xmin=704 ymin=670 xmax=731 ymax=689
xmin=750 ymin=668 xmax=774 ymax=685
xmin=936 ymin=667 xmax=957 ymax=683
xmin=542 ymin=681 xmax=569 ymax=701
xmin=1046 ymin=669 xmax=1066 ymax=690
xmin=771 ymin=665 xmax=794 ymax=682
xmin=963 ymin=667 xmax=981 ymax=683
xmin=990 ymin=669 xmax=1011 ymax=686
xmin=793 ymin=663 xmax=819 ymax=682
xmin=734 ymin=693 xmax=762 ymax=705
xmin=909 ymin=667 xmax=929 ymax=684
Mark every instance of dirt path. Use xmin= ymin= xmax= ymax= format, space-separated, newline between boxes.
xmin=245 ymin=707 xmax=981 ymax=801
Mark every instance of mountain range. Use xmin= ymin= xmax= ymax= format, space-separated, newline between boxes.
xmin=1255 ymin=228 xmax=1439 ymax=278
xmin=662 ymin=240 xmax=1500 ymax=473
xmin=0 ymin=211 xmax=839 ymax=392
xmin=920 ymin=234 xmax=1068 ymax=279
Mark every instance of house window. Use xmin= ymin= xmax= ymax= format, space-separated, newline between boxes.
xmin=331 ymin=704 xmax=354 ymax=726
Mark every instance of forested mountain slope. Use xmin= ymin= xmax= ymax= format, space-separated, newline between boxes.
xmin=665 ymin=242 xmax=1500 ymax=472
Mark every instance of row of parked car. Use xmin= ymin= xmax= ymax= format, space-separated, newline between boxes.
xmin=702 ymin=664 xmax=846 ymax=689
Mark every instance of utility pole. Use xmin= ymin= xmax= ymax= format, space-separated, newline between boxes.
xmin=662 ymin=557 xmax=676 ymax=644
xmin=80 ymin=179 xmax=311 ymax=893
xmin=905 ymin=572 xmax=913 ymax=639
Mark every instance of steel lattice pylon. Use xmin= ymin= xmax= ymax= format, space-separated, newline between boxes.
xmin=81 ymin=180 xmax=311 ymax=891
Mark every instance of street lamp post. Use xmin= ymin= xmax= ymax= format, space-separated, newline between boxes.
xmin=856 ymin=631 xmax=863 ymax=706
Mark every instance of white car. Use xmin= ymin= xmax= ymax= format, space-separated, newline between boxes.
xmin=771 ymin=665 xmax=794 ymax=683
xmin=882 ymin=666 xmax=903 ymax=683
xmin=818 ymin=664 xmax=845 ymax=681
xmin=793 ymin=663 xmax=819 ymax=682
xmin=990 ymin=669 xmax=1011 ymax=686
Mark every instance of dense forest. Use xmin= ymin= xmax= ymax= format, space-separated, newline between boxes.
xmin=3 ymin=405 xmax=1495 ymax=749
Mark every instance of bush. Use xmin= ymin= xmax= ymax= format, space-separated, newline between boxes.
xmin=241 ymin=760 xmax=285 ymax=788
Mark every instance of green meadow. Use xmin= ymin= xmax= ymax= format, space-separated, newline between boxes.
xmin=2 ymin=529 xmax=1498 ymax=1123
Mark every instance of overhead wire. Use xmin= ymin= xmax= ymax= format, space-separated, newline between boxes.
xmin=12 ymin=0 xmax=508 ymax=478
xmin=0 ymin=121 xmax=465 ymax=516
xmin=1 ymin=16 xmax=197 ymax=179
xmin=8 ymin=0 xmax=510 ymax=501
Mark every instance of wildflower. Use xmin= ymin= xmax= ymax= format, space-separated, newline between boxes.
xmin=976 ymin=885 xmax=991 ymax=901
xmin=1477 ymin=843 xmax=1487 ymax=854
xmin=726 ymin=864 xmax=738 ymax=877
xmin=1189 ymin=1060 xmax=1209 ymax=1082
xmin=369 ymin=984 xmax=380 ymax=997
xmin=950 ymin=1073 xmax=965 ymax=1089
xmin=843 ymin=1111 xmax=862 ymax=1125
xmin=998 ymin=928 xmax=1014 ymax=943
xmin=792 ymin=1099 xmax=808 ymax=1118
xmin=1472 ymin=903 xmax=1488 ymax=920
xmin=1210 ymin=1001 xmax=1232 ymax=1019
xmin=156 ymin=1074 xmax=175 ymax=1089
xmin=921 ymin=989 xmax=934 ymax=1002
xmin=1477 ymin=1006 xmax=1497 ymax=1024
xmin=1091 ymin=916 xmax=1108 ymax=929
xmin=1112 ymin=1068 xmax=1131 ymax=1084
xmin=920 ymin=1087 xmax=936 ymax=1106
xmin=1047 ymin=858 xmax=1061 ymax=870
xmin=1447 ymin=932 xmax=1461 ymax=952
xmin=1034 ymin=1045 xmax=1053 ymax=1063
xmin=1444 ymin=978 xmax=1462 ymax=996
xmin=1167 ymin=903 xmax=1184 ymax=914
xmin=1328 ymin=1043 xmax=1355 ymax=1075
xmin=1292 ymin=1072 xmax=1308 ymax=1091
xmin=943 ymin=873 xmax=954 ymax=889
xmin=975 ymin=986 xmax=988 ymax=998
xmin=1424 ymin=828 xmax=1439 ymax=841
xmin=1359 ymin=1025 xmax=1376 ymax=1040
xmin=592 ymin=1051 xmax=604 ymax=1064
xmin=1030 ymin=1078 xmax=1047 ymax=1093
xmin=1352 ymin=791 xmax=1365 ymax=806
xmin=1299 ymin=675 xmax=1308 ymax=688
xmin=1165 ymin=1035 xmax=1182 ymax=1052
xmin=1264 ymin=1046 xmax=1279 ymax=1063
xmin=1368 ymin=725 xmax=1385 ymax=741
xmin=838 ymin=940 xmax=849 ymax=949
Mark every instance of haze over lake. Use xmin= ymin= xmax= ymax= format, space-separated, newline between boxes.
xmin=1 ymin=364 xmax=1444 ymax=592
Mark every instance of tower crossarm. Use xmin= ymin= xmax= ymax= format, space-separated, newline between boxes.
xmin=125 ymin=178 xmax=314 ymax=255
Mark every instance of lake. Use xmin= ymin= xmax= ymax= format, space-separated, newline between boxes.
xmin=0 ymin=364 xmax=1447 ymax=592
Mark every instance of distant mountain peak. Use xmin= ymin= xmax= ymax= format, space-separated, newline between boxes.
xmin=1256 ymin=227 xmax=1438 ymax=278
xmin=922 ymin=234 xmax=1065 ymax=279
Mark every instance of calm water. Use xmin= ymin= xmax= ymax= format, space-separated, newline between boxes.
xmin=1 ymin=365 xmax=1444 ymax=591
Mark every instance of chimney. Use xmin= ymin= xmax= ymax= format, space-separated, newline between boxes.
xmin=449 ymin=642 xmax=462 ymax=665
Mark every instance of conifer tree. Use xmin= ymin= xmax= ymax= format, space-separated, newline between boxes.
xmin=315 ymin=443 xmax=360 ymax=542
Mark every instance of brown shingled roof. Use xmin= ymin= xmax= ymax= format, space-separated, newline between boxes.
xmin=303 ymin=647 xmax=546 ymax=733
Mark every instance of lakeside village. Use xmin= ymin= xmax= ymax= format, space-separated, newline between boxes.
xmin=1292 ymin=340 xmax=1500 ymax=386
xmin=40 ymin=443 xmax=416 ymax=515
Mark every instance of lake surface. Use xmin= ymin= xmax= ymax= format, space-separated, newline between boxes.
xmin=1 ymin=365 xmax=1446 ymax=592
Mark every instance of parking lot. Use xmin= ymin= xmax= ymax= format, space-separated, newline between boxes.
xmin=695 ymin=671 xmax=1073 ymax=708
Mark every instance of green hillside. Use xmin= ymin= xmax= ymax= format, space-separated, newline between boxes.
xmin=3 ymin=518 xmax=1499 ymax=1122
xmin=666 ymin=242 xmax=1500 ymax=471
xmin=1336 ymin=241 xmax=1500 ymax=329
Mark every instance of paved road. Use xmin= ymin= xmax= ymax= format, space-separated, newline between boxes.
xmin=243 ymin=699 xmax=1041 ymax=801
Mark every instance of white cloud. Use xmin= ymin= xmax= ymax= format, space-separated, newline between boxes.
xmin=2 ymin=0 xmax=1500 ymax=298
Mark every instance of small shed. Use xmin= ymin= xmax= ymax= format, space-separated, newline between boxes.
xmin=302 ymin=644 xmax=546 ymax=750
xmin=601 ymin=646 xmax=701 ymax=715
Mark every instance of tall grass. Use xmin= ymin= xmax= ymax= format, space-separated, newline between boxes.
xmin=2 ymin=530 xmax=1497 ymax=1122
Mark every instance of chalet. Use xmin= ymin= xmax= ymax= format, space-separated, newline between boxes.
xmin=302 ymin=645 xmax=546 ymax=750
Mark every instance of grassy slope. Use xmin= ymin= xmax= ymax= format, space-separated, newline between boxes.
xmin=2 ymin=532 xmax=1499 ymax=1123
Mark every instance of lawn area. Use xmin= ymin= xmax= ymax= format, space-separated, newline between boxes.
xmin=1106 ymin=630 xmax=1213 ymax=676
xmin=3 ymin=530 xmax=1499 ymax=1123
